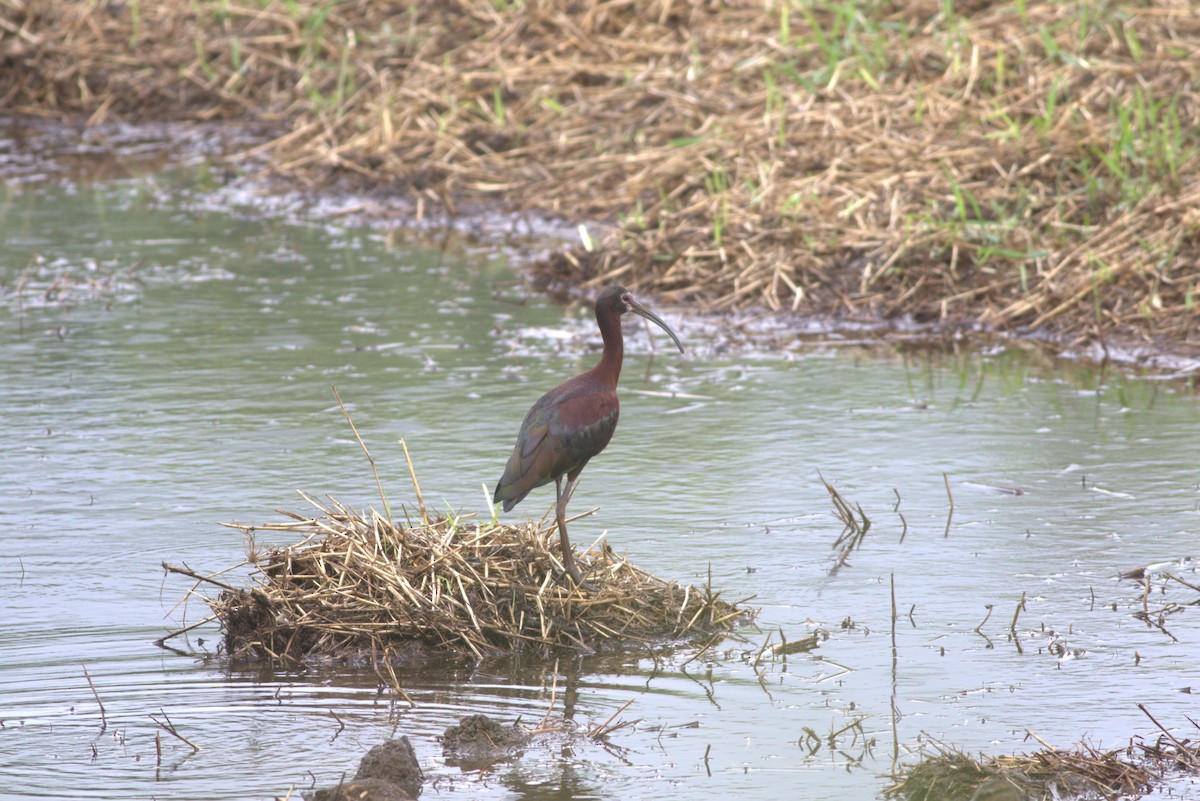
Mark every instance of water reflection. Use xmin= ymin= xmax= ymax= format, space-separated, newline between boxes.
xmin=1 ymin=176 xmax=1199 ymax=800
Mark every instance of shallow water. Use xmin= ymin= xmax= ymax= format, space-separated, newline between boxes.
xmin=2 ymin=173 xmax=1199 ymax=800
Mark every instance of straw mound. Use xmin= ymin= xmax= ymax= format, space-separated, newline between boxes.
xmin=196 ymin=495 xmax=747 ymax=663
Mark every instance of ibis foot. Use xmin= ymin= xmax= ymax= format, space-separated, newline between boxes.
xmin=558 ymin=547 xmax=596 ymax=591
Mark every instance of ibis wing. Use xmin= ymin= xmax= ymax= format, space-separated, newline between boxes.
xmin=493 ymin=397 xmax=558 ymax=510
xmin=493 ymin=387 xmax=619 ymax=511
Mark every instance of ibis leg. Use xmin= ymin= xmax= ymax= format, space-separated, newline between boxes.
xmin=554 ymin=475 xmax=585 ymax=585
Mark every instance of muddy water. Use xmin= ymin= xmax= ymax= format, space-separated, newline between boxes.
xmin=2 ymin=175 xmax=1199 ymax=801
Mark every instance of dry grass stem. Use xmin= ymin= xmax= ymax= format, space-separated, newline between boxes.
xmin=332 ymin=385 xmax=391 ymax=523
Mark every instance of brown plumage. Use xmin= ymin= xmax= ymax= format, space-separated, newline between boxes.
xmin=494 ymin=286 xmax=684 ymax=585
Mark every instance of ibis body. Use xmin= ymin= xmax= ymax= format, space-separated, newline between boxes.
xmin=493 ymin=286 xmax=684 ymax=584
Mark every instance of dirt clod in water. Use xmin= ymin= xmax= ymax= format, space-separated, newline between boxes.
xmin=310 ymin=776 xmax=412 ymax=801
xmin=310 ymin=737 xmax=423 ymax=801
xmin=441 ymin=714 xmax=529 ymax=770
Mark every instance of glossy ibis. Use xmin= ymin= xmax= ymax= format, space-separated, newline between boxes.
xmin=494 ymin=286 xmax=685 ymax=585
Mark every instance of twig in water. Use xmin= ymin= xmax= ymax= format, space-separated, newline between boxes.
xmin=1023 ymin=728 xmax=1055 ymax=750
xmin=539 ymin=658 xmax=559 ymax=731
xmin=827 ymin=716 xmax=870 ymax=750
xmin=975 ymin=605 xmax=994 ymax=634
xmin=822 ymin=474 xmax=871 ymax=569
xmin=703 ymin=743 xmax=712 ymax=776
xmin=890 ymin=573 xmax=899 ymax=770
xmin=161 ymin=562 xmax=243 ymax=593
xmin=680 ymin=633 xmax=723 ymax=668
xmin=377 ymin=660 xmax=416 ymax=709
xmin=150 ymin=708 xmax=200 ymax=752
xmin=155 ymin=613 xmax=219 ymax=647
xmin=589 ymin=698 xmax=635 ymax=740
xmin=332 ymin=385 xmax=392 ymax=524
xmin=82 ymin=664 xmax=106 ymax=731
xmin=1010 ymin=592 xmax=1026 ymax=633
xmin=15 ymin=262 xmax=29 ymax=336
xmin=943 ymin=472 xmax=955 ymax=537
xmin=1137 ymin=703 xmax=1197 ymax=768
xmin=769 ymin=630 xmax=820 ymax=658
xmin=893 ymin=488 xmax=908 ymax=543
xmin=1009 ymin=592 xmax=1026 ymax=653
xmin=752 ymin=630 xmax=774 ymax=668
xmin=800 ymin=726 xmax=822 ymax=755
xmin=1167 ymin=572 xmax=1200 ymax=594
xmin=1142 ymin=574 xmax=1151 ymax=622
xmin=890 ymin=574 xmax=897 ymax=651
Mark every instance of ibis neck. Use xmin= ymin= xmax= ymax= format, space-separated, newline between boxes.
xmin=593 ymin=310 xmax=624 ymax=387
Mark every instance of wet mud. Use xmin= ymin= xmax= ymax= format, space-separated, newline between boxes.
xmin=310 ymin=737 xmax=423 ymax=801
xmin=440 ymin=714 xmax=531 ymax=771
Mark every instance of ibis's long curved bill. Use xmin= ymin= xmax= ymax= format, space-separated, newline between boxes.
xmin=628 ymin=298 xmax=685 ymax=354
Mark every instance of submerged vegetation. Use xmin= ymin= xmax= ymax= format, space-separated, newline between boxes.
xmin=4 ymin=1 xmax=1199 ymax=356
xmin=889 ymin=727 xmax=1200 ymax=801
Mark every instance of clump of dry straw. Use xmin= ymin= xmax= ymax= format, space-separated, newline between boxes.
xmin=165 ymin=487 xmax=748 ymax=663
xmin=161 ymin=392 xmax=749 ymax=663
